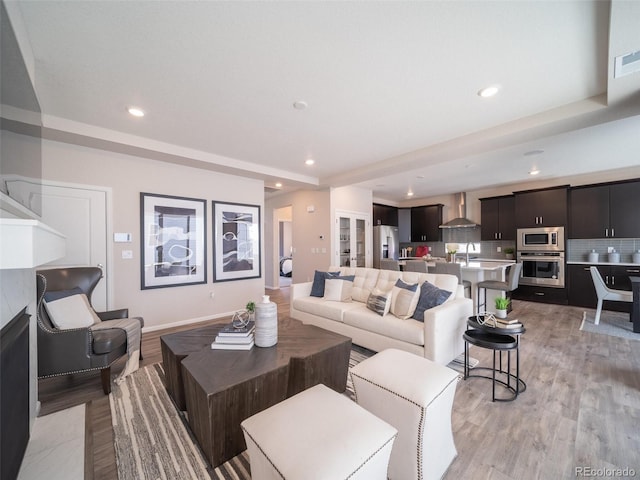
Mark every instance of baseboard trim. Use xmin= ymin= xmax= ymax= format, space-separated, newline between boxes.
xmin=141 ymin=311 xmax=236 ymax=333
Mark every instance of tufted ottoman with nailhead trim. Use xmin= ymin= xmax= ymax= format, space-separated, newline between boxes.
xmin=240 ymin=383 xmax=398 ymax=480
xmin=350 ymin=349 xmax=460 ymax=480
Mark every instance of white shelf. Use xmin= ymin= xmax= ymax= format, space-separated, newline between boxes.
xmin=0 ymin=219 xmax=66 ymax=269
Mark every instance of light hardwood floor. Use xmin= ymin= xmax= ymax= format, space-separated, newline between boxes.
xmin=38 ymin=287 xmax=640 ymax=479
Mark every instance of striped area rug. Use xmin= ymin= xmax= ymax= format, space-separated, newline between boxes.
xmin=109 ymin=345 xmax=375 ymax=479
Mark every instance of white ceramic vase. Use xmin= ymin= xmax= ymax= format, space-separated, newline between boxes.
xmin=496 ymin=309 xmax=507 ymax=319
xmin=254 ymin=295 xmax=278 ymax=347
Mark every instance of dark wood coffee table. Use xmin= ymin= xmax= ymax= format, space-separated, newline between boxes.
xmin=160 ymin=317 xmax=351 ymax=468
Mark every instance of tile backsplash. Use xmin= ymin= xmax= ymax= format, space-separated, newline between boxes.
xmin=567 ymin=238 xmax=640 ymax=263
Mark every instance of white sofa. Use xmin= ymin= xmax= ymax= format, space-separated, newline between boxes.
xmin=290 ymin=266 xmax=473 ymax=365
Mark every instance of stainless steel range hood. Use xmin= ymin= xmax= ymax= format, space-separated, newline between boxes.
xmin=439 ymin=192 xmax=479 ymax=229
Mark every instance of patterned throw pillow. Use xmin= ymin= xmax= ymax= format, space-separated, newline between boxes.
xmin=324 ymin=276 xmax=355 ymax=302
xmin=390 ymin=279 xmax=421 ymax=320
xmin=310 ymin=270 xmax=341 ymax=297
xmin=412 ymin=281 xmax=452 ymax=321
xmin=366 ymin=288 xmax=392 ymax=316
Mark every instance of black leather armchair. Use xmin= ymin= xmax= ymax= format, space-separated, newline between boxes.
xmin=36 ymin=267 xmax=144 ymax=394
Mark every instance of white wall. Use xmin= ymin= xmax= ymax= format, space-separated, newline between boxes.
xmin=265 ymin=189 xmax=331 ymax=287
xmin=41 ymin=138 xmax=265 ymax=330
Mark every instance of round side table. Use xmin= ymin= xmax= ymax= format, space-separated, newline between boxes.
xmin=463 ymin=316 xmax=526 ymax=402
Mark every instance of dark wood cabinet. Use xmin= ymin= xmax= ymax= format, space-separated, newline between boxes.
xmin=569 ymin=179 xmax=640 ymax=239
xmin=567 ymin=264 xmax=637 ymax=312
xmin=511 ymin=285 xmax=567 ymax=305
xmin=480 ymin=195 xmax=515 ymax=241
xmin=567 ymin=264 xmax=597 ymax=307
xmin=610 ymin=181 xmax=640 ymax=238
xmin=514 ymin=186 xmax=568 ymax=228
xmin=373 ymin=203 xmax=398 ymax=227
xmin=410 ymin=204 xmax=443 ymax=242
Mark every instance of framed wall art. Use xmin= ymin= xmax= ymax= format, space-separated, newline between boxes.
xmin=140 ymin=192 xmax=207 ymax=289
xmin=213 ymin=201 xmax=261 ymax=282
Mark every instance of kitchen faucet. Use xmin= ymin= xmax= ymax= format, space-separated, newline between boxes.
xmin=466 ymin=242 xmax=476 ymax=264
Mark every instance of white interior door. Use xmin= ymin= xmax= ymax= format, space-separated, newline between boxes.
xmin=335 ymin=211 xmax=371 ymax=268
xmin=33 ymin=183 xmax=109 ymax=310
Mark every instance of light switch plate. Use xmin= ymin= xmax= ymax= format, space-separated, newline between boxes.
xmin=121 ymin=250 xmax=133 ymax=259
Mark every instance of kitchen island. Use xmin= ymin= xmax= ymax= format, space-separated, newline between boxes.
xmin=398 ymin=258 xmax=516 ymax=312
xmin=458 ymin=260 xmax=516 ymax=313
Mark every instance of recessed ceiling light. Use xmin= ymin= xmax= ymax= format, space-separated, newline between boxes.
xmin=529 ymin=169 xmax=540 ymax=176
xmin=477 ymin=85 xmax=500 ymax=98
xmin=127 ymin=106 xmax=145 ymax=117
xmin=305 ymin=159 xmax=315 ymax=166
xmin=275 ymin=182 xmax=282 ymax=188
xmin=416 ymin=175 xmax=425 ymax=179
xmin=407 ymin=191 xmax=414 ymax=197
xmin=293 ymin=101 xmax=308 ymax=110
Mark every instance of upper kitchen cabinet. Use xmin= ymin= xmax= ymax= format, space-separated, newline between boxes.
xmin=570 ymin=179 xmax=640 ymax=239
xmin=398 ymin=208 xmax=411 ymax=243
xmin=480 ymin=195 xmax=515 ymax=241
xmin=514 ymin=186 xmax=568 ymax=228
xmin=410 ymin=204 xmax=443 ymax=242
xmin=373 ymin=203 xmax=398 ymax=226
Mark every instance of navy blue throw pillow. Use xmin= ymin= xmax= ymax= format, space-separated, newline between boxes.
xmin=395 ymin=278 xmax=419 ymax=292
xmin=412 ymin=281 xmax=452 ymax=321
xmin=310 ymin=271 xmax=341 ymax=297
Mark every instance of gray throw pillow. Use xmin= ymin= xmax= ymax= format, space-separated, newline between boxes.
xmin=412 ymin=281 xmax=452 ymax=321
xmin=310 ymin=270 xmax=340 ymax=297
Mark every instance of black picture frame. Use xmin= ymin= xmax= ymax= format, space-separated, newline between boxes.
xmin=212 ymin=201 xmax=261 ymax=282
xmin=140 ymin=192 xmax=207 ymax=289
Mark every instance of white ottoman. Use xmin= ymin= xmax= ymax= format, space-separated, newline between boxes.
xmin=350 ymin=349 xmax=460 ymax=480
xmin=240 ymin=383 xmax=397 ymax=480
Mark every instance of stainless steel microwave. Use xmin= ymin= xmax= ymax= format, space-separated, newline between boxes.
xmin=516 ymin=226 xmax=565 ymax=252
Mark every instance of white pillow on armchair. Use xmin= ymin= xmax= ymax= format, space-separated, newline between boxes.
xmin=44 ymin=293 xmax=101 ymax=330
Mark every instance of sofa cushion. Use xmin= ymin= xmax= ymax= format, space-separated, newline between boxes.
xmin=292 ymin=296 xmax=361 ymax=322
xmin=331 ymin=267 xmax=380 ymax=303
xmin=374 ymin=269 xmax=403 ymax=292
xmin=310 ymin=270 xmax=340 ymax=297
xmin=390 ymin=279 xmax=421 ymax=320
xmin=412 ymin=281 xmax=452 ymax=321
xmin=324 ymin=276 xmax=355 ymax=302
xmin=366 ymin=288 xmax=392 ymax=316
xmin=343 ymin=307 xmax=424 ymax=346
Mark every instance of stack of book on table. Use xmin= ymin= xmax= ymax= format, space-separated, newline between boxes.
xmin=211 ymin=321 xmax=255 ymax=350
xmin=494 ymin=318 xmax=522 ymax=329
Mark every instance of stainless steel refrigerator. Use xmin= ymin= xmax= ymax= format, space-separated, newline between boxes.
xmin=373 ymin=225 xmax=399 ymax=269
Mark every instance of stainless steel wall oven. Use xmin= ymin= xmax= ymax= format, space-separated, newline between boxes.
xmin=517 ymin=226 xmax=565 ymax=288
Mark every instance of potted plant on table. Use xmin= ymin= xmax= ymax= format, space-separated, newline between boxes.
xmin=504 ymin=247 xmax=515 ymax=260
xmin=495 ymin=297 xmax=510 ymax=319
xmin=246 ymin=301 xmax=256 ymax=321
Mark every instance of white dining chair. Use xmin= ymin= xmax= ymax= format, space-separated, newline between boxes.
xmin=589 ymin=266 xmax=633 ymax=325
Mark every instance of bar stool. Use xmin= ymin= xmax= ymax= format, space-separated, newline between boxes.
xmin=476 ymin=263 xmax=522 ymax=314
xmin=433 ymin=262 xmax=472 ymax=298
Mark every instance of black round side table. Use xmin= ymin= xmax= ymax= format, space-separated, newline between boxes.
xmin=463 ymin=316 xmax=527 ymax=402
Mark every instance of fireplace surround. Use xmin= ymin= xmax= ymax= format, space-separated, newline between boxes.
xmin=1 ymin=308 xmax=30 ymax=480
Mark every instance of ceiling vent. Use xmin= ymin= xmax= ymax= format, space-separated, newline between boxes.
xmin=439 ymin=192 xmax=479 ymax=229
xmin=614 ymin=49 xmax=640 ymax=78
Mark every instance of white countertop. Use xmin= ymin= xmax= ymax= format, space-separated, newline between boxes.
xmin=459 ymin=260 xmax=515 ymax=271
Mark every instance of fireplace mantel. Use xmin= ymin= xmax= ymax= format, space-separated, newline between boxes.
xmin=0 ymin=218 xmax=65 ymax=269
